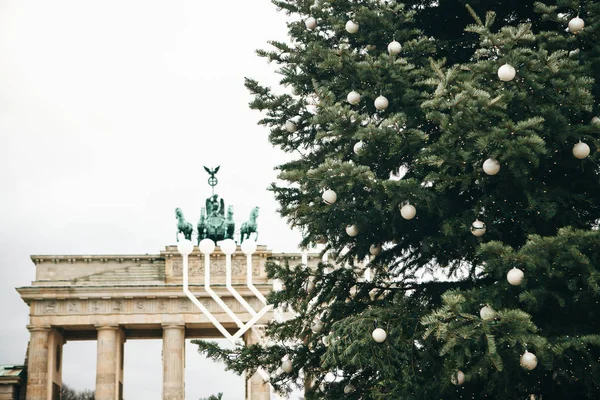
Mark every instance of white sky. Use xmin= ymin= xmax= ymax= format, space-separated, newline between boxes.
xmin=0 ymin=1 xmax=302 ymax=399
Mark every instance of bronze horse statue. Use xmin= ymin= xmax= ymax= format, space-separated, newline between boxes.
xmin=240 ymin=207 xmax=259 ymax=244
xmin=175 ymin=207 xmax=193 ymax=241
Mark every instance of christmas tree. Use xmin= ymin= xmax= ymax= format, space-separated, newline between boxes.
xmin=196 ymin=1 xmax=600 ymax=398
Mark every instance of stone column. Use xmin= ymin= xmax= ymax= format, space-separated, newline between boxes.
xmin=95 ymin=325 xmax=123 ymax=400
xmin=244 ymin=328 xmax=270 ymax=400
xmin=162 ymin=324 xmax=185 ymax=400
xmin=26 ymin=325 xmax=51 ymax=400
xmin=47 ymin=329 xmax=65 ymax=399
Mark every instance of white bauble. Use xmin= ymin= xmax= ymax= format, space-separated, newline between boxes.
xmin=520 ymin=351 xmax=538 ymax=370
xmin=282 ymin=360 xmax=293 ymax=373
xmin=387 ymin=40 xmax=402 ymax=55
xmin=305 ymin=17 xmax=317 ymax=30
xmin=483 ymin=158 xmax=501 ymax=175
xmin=353 ymin=140 xmax=365 ymax=154
xmin=369 ymin=244 xmax=382 ymax=256
xmin=400 ymin=204 xmax=417 ymax=220
xmin=177 ymin=239 xmax=193 ymax=256
xmin=573 ymin=141 xmax=590 ymax=159
xmin=345 ymin=20 xmax=359 ymax=34
xmin=291 ymin=86 xmax=300 ymax=96
xmin=568 ymin=16 xmax=585 ymax=34
xmin=311 ymin=319 xmax=324 ymax=333
xmin=347 ymin=90 xmax=361 ymax=105
xmin=372 ymin=328 xmax=387 ymax=343
xmin=322 ymin=335 xmax=330 ymax=347
xmin=343 ymin=384 xmax=356 ymax=394
xmin=451 ymin=370 xmax=465 ymax=386
xmin=346 ymin=225 xmax=359 ymax=237
xmin=374 ymin=95 xmax=389 ymax=111
xmin=306 ymin=279 xmax=316 ymax=293
xmin=592 ymin=116 xmax=600 ymax=126
xmin=498 ymin=64 xmax=516 ymax=82
xmin=285 ymin=121 xmax=297 ymax=133
xmin=471 ymin=219 xmax=486 ymax=237
xmin=507 ymin=268 xmax=524 ymax=286
xmin=480 ymin=305 xmax=496 ymax=321
xmin=322 ymin=189 xmax=337 ymax=205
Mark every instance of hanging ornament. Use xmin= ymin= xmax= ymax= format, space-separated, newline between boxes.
xmin=451 ymin=370 xmax=465 ymax=386
xmin=305 ymin=17 xmax=317 ymax=30
xmin=592 ymin=116 xmax=600 ymax=126
xmin=285 ymin=121 xmax=297 ymax=133
xmin=343 ymin=384 xmax=356 ymax=394
xmin=346 ymin=225 xmax=359 ymax=237
xmin=347 ymin=90 xmax=361 ymax=105
xmin=387 ymin=40 xmax=402 ymax=55
xmin=369 ymin=244 xmax=382 ymax=256
xmin=372 ymin=328 xmax=387 ymax=343
xmin=290 ymin=86 xmax=300 ymax=96
xmin=568 ymin=16 xmax=585 ymax=34
xmin=507 ymin=268 xmax=524 ymax=286
xmin=374 ymin=95 xmax=389 ymax=111
xmin=400 ymin=203 xmax=416 ymax=220
xmin=345 ymin=20 xmax=359 ymax=34
xmin=520 ymin=351 xmax=538 ymax=370
xmin=353 ymin=140 xmax=365 ymax=155
xmin=322 ymin=335 xmax=330 ymax=347
xmin=311 ymin=318 xmax=324 ymax=333
xmin=480 ymin=305 xmax=496 ymax=321
xmin=282 ymin=360 xmax=294 ymax=373
xmin=483 ymin=158 xmax=501 ymax=175
xmin=471 ymin=219 xmax=486 ymax=237
xmin=498 ymin=64 xmax=516 ymax=82
xmin=322 ymin=189 xmax=337 ymax=205
xmin=573 ymin=141 xmax=590 ymax=159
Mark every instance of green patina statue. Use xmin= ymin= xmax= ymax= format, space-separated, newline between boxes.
xmin=175 ymin=207 xmax=193 ymax=242
xmin=240 ymin=207 xmax=259 ymax=244
xmin=175 ymin=166 xmax=258 ymax=244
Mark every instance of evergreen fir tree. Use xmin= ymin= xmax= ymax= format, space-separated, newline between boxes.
xmin=196 ymin=1 xmax=600 ymax=398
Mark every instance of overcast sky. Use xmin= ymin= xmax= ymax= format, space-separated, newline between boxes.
xmin=0 ymin=1 xmax=303 ymax=398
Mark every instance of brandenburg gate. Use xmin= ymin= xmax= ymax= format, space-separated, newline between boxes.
xmin=16 ymin=166 xmax=317 ymax=400
xmin=18 ymin=244 xmax=316 ymax=400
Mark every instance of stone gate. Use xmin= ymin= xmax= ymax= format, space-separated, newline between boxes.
xmin=17 ymin=245 xmax=318 ymax=400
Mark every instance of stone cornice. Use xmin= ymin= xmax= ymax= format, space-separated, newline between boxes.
xmin=30 ymin=254 xmax=163 ymax=265
xmin=16 ymin=283 xmax=273 ymax=302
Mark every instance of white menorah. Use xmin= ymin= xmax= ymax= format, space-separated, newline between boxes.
xmin=176 ymin=235 xmax=273 ymax=346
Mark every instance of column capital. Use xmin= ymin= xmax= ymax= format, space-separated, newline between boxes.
xmin=95 ymin=324 xmax=120 ymax=331
xmin=27 ymin=325 xmax=51 ymax=332
xmin=161 ymin=323 xmax=185 ymax=330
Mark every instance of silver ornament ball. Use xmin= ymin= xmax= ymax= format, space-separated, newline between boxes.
xmin=374 ymin=95 xmax=389 ymax=111
xmin=498 ymin=64 xmax=516 ymax=82
xmin=573 ymin=142 xmax=590 ymax=159
xmin=471 ymin=219 xmax=486 ymax=237
xmin=322 ymin=189 xmax=337 ymax=205
xmin=451 ymin=370 xmax=465 ymax=386
xmin=347 ymin=90 xmax=361 ymax=105
xmin=507 ymin=268 xmax=524 ymax=286
xmin=305 ymin=17 xmax=317 ymax=30
xmin=483 ymin=158 xmax=501 ymax=175
xmin=346 ymin=225 xmax=359 ymax=237
xmin=387 ymin=40 xmax=402 ymax=55
xmin=345 ymin=20 xmax=359 ymax=34
xmin=568 ymin=16 xmax=585 ymax=34
xmin=372 ymin=327 xmax=387 ymax=343
xmin=520 ymin=351 xmax=538 ymax=370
